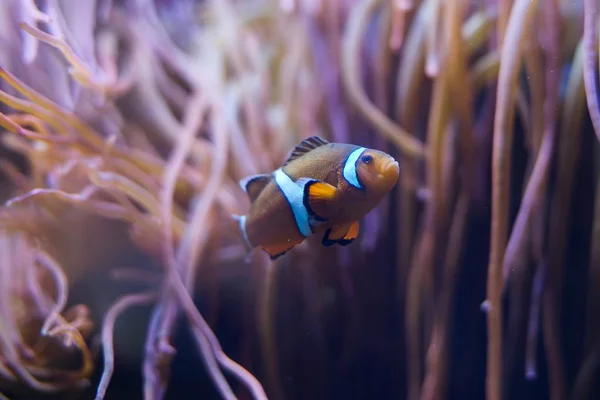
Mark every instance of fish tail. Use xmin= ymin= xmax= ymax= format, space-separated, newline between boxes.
xmin=232 ymin=213 xmax=252 ymax=251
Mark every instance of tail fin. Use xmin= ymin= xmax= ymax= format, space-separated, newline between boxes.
xmin=232 ymin=214 xmax=252 ymax=252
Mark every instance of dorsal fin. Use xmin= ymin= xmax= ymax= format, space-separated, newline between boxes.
xmin=239 ymin=173 xmax=272 ymax=203
xmin=282 ymin=136 xmax=330 ymax=166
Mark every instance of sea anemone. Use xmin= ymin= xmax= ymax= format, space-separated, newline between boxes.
xmin=0 ymin=0 xmax=598 ymax=399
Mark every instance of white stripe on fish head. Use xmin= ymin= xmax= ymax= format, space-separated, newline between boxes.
xmin=342 ymin=147 xmax=367 ymax=189
xmin=273 ymin=168 xmax=312 ymax=238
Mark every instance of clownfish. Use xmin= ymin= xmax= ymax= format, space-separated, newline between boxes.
xmin=232 ymin=136 xmax=399 ymax=260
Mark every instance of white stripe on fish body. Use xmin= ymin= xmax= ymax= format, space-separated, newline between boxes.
xmin=273 ymin=168 xmax=313 ymax=237
xmin=343 ymin=147 xmax=367 ymax=189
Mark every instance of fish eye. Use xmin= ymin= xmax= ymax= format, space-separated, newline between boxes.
xmin=361 ymin=154 xmax=373 ymax=164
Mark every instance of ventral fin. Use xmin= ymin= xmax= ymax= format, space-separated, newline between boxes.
xmin=301 ymin=179 xmax=340 ymax=220
xmin=322 ymin=221 xmax=359 ymax=247
xmin=282 ymin=136 xmax=330 ymax=166
xmin=239 ymin=173 xmax=272 ymax=203
xmin=339 ymin=220 xmax=359 ymax=245
xmin=261 ymin=239 xmax=302 ymax=260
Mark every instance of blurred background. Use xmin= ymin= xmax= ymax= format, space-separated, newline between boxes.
xmin=0 ymin=0 xmax=598 ymax=399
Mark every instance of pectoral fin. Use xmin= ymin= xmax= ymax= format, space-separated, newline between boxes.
xmin=322 ymin=220 xmax=360 ymax=247
xmin=261 ymin=238 xmax=303 ymax=260
xmin=299 ymin=179 xmax=341 ymax=221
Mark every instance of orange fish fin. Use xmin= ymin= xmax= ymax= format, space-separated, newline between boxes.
xmin=302 ymin=180 xmax=340 ymax=220
xmin=321 ymin=221 xmax=359 ymax=247
xmin=239 ymin=173 xmax=272 ymax=203
xmin=282 ymin=136 xmax=330 ymax=166
xmin=261 ymin=239 xmax=302 ymax=260
xmin=340 ymin=220 xmax=360 ymax=245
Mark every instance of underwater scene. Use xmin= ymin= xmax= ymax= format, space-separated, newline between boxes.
xmin=0 ymin=0 xmax=598 ymax=399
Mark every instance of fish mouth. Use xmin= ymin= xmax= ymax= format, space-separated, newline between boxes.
xmin=382 ymin=159 xmax=400 ymax=178
xmin=376 ymin=159 xmax=400 ymax=187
